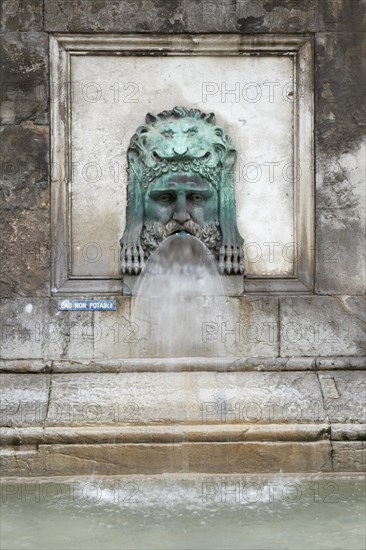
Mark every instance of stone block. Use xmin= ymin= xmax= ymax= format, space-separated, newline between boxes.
xmin=0 ymin=124 xmax=49 ymax=209
xmin=0 ymin=373 xmax=50 ymax=427
xmin=316 ymin=0 xmax=366 ymax=32
xmin=315 ymin=32 xmax=366 ymax=294
xmin=0 ymin=209 xmax=50 ymax=297
xmin=0 ymin=446 xmax=43 ymax=477
xmin=0 ymin=360 xmax=51 ymax=373
xmin=93 ymin=296 xmax=279 ymax=359
xmin=316 ymin=207 xmax=366 ymax=295
xmin=36 ymin=441 xmax=331 ymax=476
xmin=1 ymin=0 xmax=43 ymax=31
xmin=0 ymin=32 xmax=49 ymax=124
xmin=0 ymin=299 xmax=94 ymax=360
xmin=46 ymin=371 xmax=326 ymax=426
xmin=316 ymin=33 xmax=365 ymax=155
xmin=319 ymin=371 xmax=366 ymax=424
xmin=280 ymin=297 xmax=366 ymax=357
xmin=44 ymin=0 xmax=237 ymax=32
xmin=43 ymin=1 xmax=366 ymax=33
xmin=331 ymin=442 xmax=366 ymax=472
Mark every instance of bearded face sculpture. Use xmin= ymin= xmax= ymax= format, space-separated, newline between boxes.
xmin=120 ymin=107 xmax=244 ymax=275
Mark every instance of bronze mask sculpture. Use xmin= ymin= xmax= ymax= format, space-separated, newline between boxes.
xmin=120 ymin=106 xmax=244 ymax=275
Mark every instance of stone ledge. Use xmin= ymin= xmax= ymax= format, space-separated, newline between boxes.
xmin=1 ymin=370 xmax=364 ymax=474
xmin=0 ymin=441 xmax=332 ymax=476
xmin=0 ymin=423 xmax=331 ymax=445
xmin=2 ymin=423 xmax=364 ymax=446
xmin=0 ymin=371 xmax=327 ymax=427
xmin=1 ymin=357 xmax=365 ymax=373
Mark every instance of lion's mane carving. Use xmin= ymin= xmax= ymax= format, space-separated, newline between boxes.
xmin=129 ymin=106 xmax=236 ymax=189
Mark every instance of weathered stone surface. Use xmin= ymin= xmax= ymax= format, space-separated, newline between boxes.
xmin=316 ymin=357 xmax=366 ymax=369
xmin=238 ymin=0 xmax=366 ymax=33
xmin=94 ymin=296 xmax=279 ymax=359
xmin=43 ymin=0 xmax=366 ymax=33
xmin=0 ymin=124 xmax=49 ymax=209
xmin=316 ymin=33 xmax=365 ymax=160
xmin=0 ymin=209 xmax=50 ymax=297
xmin=45 ymin=371 xmax=326 ymax=426
xmin=0 ymin=32 xmax=49 ymax=124
xmin=0 ymin=446 xmax=42 ymax=477
xmin=331 ymin=424 xmax=366 ymax=441
xmin=0 ymin=423 xmax=330 ymax=446
xmin=331 ymin=442 xmax=366 ymax=472
xmin=0 ymin=299 xmax=94 ymax=360
xmin=0 ymin=441 xmax=331 ymax=476
xmin=44 ymin=0 xmax=238 ymax=32
xmin=280 ymin=297 xmax=366 ymax=357
xmin=2 ymin=296 xmax=364 ymax=362
xmin=0 ymin=359 xmax=51 ymax=373
xmin=1 ymin=356 xmax=364 ymax=373
xmin=315 ymin=32 xmax=366 ymax=294
xmin=1 ymin=0 xmax=43 ymax=31
xmin=316 ymin=207 xmax=366 ymax=295
xmin=0 ymin=373 xmax=50 ymax=427
xmin=319 ymin=372 xmax=366 ymax=424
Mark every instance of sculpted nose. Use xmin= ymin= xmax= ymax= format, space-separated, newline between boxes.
xmin=173 ymin=195 xmax=190 ymax=224
xmin=173 ymin=146 xmax=188 ymax=156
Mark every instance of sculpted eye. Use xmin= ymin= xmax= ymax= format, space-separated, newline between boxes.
xmin=186 ymin=127 xmax=198 ymax=137
xmin=189 ymin=193 xmax=205 ymax=203
xmin=161 ymin=130 xmax=173 ymax=139
xmin=157 ymin=194 xmax=174 ymax=204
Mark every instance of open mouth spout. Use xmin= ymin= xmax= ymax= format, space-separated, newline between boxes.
xmin=171 ymin=227 xmax=192 ymax=236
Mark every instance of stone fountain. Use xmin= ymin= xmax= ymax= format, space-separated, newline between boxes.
xmin=1 ymin=105 xmax=364 ymax=477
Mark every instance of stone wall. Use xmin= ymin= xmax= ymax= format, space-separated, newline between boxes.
xmin=1 ymin=0 xmax=365 ymax=361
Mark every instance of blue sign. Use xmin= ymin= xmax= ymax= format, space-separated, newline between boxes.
xmin=58 ymin=300 xmax=117 ymax=311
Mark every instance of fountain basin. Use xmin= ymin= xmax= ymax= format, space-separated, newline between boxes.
xmin=1 ymin=475 xmax=365 ymax=550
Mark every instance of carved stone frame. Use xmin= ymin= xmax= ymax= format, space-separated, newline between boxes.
xmin=50 ymin=34 xmax=314 ymax=295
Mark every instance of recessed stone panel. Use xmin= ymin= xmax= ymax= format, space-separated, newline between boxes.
xmin=51 ymin=34 xmax=314 ymax=294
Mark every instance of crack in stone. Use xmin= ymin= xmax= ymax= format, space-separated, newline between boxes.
xmin=316 ymin=371 xmax=334 ymax=471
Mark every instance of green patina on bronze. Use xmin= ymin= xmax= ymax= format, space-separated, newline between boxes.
xmin=120 ymin=106 xmax=244 ymax=275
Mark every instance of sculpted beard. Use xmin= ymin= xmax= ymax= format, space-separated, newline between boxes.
xmin=141 ymin=219 xmax=222 ymax=258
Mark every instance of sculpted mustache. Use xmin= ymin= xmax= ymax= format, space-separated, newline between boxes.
xmin=164 ymin=219 xmax=202 ymax=236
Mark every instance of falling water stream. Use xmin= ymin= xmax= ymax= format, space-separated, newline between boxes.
xmin=132 ymin=233 xmax=225 ymax=358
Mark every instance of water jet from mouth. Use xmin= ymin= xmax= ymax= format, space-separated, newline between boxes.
xmin=132 ymin=234 xmax=224 ymax=358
